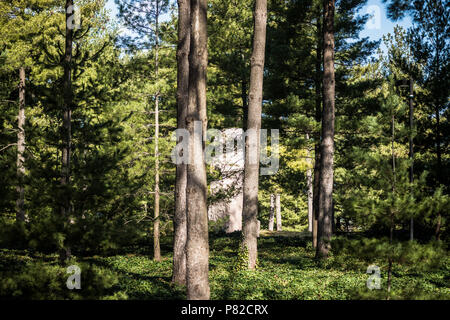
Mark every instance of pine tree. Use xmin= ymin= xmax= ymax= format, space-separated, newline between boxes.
xmin=384 ymin=0 xmax=449 ymax=241
xmin=116 ymin=0 xmax=170 ymax=261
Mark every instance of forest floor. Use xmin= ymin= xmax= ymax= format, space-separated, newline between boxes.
xmin=1 ymin=231 xmax=449 ymax=299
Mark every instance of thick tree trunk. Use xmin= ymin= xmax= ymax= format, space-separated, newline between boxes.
xmin=16 ymin=67 xmax=26 ymax=222
xmin=60 ymin=0 xmax=74 ymax=263
xmin=275 ymin=193 xmax=282 ymax=231
xmin=173 ymin=0 xmax=190 ymax=286
xmin=268 ymin=193 xmax=274 ymax=231
xmin=306 ymin=133 xmax=313 ymax=232
xmin=242 ymin=0 xmax=267 ymax=270
xmin=153 ymin=0 xmax=161 ymax=262
xmin=185 ymin=0 xmax=210 ymax=300
xmin=316 ymin=0 xmax=335 ymax=259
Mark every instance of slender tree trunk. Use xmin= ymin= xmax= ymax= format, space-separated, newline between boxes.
xmin=153 ymin=0 xmax=161 ymax=262
xmin=435 ymin=104 xmax=442 ymax=240
xmin=62 ymin=0 xmax=73 ymax=215
xmin=268 ymin=193 xmax=274 ymax=231
xmin=316 ymin=0 xmax=335 ymax=259
xmin=387 ymin=111 xmax=396 ymax=299
xmin=306 ymin=133 xmax=313 ymax=232
xmin=16 ymin=67 xmax=26 ymax=222
xmin=154 ymin=94 xmax=161 ymax=261
xmin=173 ymin=0 xmax=190 ymax=286
xmin=312 ymin=18 xmax=322 ymax=249
xmin=60 ymin=0 xmax=74 ymax=263
xmin=409 ymin=78 xmax=414 ymax=241
xmin=434 ymin=48 xmax=442 ymax=241
xmin=312 ymin=148 xmax=320 ymax=247
xmin=276 ymin=193 xmax=282 ymax=231
xmin=185 ymin=0 xmax=210 ymax=300
xmin=242 ymin=0 xmax=267 ymax=270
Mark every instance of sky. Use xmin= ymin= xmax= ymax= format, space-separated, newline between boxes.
xmin=105 ymin=0 xmax=118 ymax=16
xmin=105 ymin=0 xmax=412 ymax=51
xmin=358 ymin=0 xmax=412 ymax=49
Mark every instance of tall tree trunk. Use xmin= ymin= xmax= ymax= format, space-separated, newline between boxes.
xmin=316 ymin=0 xmax=335 ymax=259
xmin=153 ymin=0 xmax=161 ymax=262
xmin=16 ymin=67 xmax=26 ymax=222
xmin=306 ymin=133 xmax=313 ymax=232
xmin=276 ymin=193 xmax=282 ymax=231
xmin=387 ymin=111 xmax=396 ymax=299
xmin=60 ymin=0 xmax=74 ymax=263
xmin=185 ymin=0 xmax=210 ymax=300
xmin=242 ymin=0 xmax=267 ymax=270
xmin=434 ymin=45 xmax=442 ymax=241
xmin=173 ymin=0 xmax=190 ymax=286
xmin=312 ymin=18 xmax=322 ymax=249
xmin=435 ymin=104 xmax=442 ymax=240
xmin=312 ymin=148 xmax=320 ymax=247
xmin=268 ymin=193 xmax=274 ymax=231
xmin=408 ymin=78 xmax=414 ymax=241
xmin=154 ymin=95 xmax=161 ymax=261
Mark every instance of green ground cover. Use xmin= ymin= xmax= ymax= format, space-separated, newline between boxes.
xmin=1 ymin=232 xmax=448 ymax=300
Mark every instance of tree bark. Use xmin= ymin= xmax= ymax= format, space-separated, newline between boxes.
xmin=60 ymin=0 xmax=74 ymax=263
xmin=173 ymin=0 xmax=190 ymax=286
xmin=242 ymin=0 xmax=267 ymax=270
xmin=276 ymin=193 xmax=282 ymax=231
xmin=153 ymin=0 xmax=161 ymax=262
xmin=306 ymin=133 xmax=313 ymax=232
xmin=16 ymin=67 xmax=26 ymax=222
xmin=185 ymin=0 xmax=210 ymax=300
xmin=268 ymin=193 xmax=274 ymax=231
xmin=316 ymin=0 xmax=335 ymax=259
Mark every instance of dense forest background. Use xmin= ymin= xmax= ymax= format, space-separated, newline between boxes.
xmin=0 ymin=0 xmax=448 ymax=300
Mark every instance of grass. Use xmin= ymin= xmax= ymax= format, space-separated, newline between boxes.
xmin=0 ymin=231 xmax=449 ymax=300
